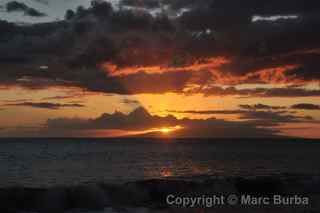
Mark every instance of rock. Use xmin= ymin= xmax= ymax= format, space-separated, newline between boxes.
xmin=36 ymin=187 xmax=68 ymax=213
xmin=102 ymin=182 xmax=150 ymax=206
xmin=125 ymin=182 xmax=151 ymax=205
xmin=235 ymin=176 xmax=284 ymax=196
xmin=301 ymin=176 xmax=320 ymax=194
xmin=0 ymin=189 xmax=16 ymax=213
xmin=0 ymin=187 xmax=43 ymax=212
xmin=68 ymin=184 xmax=109 ymax=211
xmin=282 ymin=175 xmax=320 ymax=194
xmin=201 ymin=178 xmax=237 ymax=195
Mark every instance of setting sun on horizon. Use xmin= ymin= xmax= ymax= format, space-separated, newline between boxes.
xmin=159 ymin=126 xmax=183 ymax=134
xmin=160 ymin=128 xmax=172 ymax=134
xmin=0 ymin=0 xmax=320 ymax=139
xmin=1 ymin=1 xmax=320 ymax=212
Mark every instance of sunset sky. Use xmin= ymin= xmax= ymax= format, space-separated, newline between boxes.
xmin=0 ymin=0 xmax=320 ymax=138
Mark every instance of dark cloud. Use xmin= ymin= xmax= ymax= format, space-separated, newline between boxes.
xmin=121 ymin=0 xmax=319 ymax=16
xmin=46 ymin=107 xmax=177 ymax=130
xmin=239 ymin=104 xmax=286 ymax=110
xmin=159 ymin=0 xmax=320 ymax=14
xmin=192 ymin=86 xmax=320 ymax=98
xmin=31 ymin=0 xmax=49 ymax=5
xmin=211 ymin=0 xmax=320 ymax=14
xmin=179 ymin=6 xmax=251 ymax=31
xmin=0 ymin=20 xmax=17 ymax=37
xmin=167 ymin=107 xmax=313 ymax=126
xmin=167 ymin=109 xmax=245 ymax=115
xmin=25 ymin=7 xmax=46 ymax=17
xmin=0 ymin=0 xmax=320 ymax=96
xmin=44 ymin=107 xmax=279 ymax=138
xmin=6 ymin=1 xmax=46 ymax=17
xmin=291 ymin=103 xmax=320 ymax=110
xmin=6 ymin=1 xmax=29 ymax=12
xmin=260 ymin=88 xmax=320 ymax=98
xmin=4 ymin=102 xmax=85 ymax=110
xmin=121 ymin=98 xmax=140 ymax=105
xmin=120 ymin=0 xmax=160 ymax=9
xmin=41 ymin=95 xmax=83 ymax=100
xmin=0 ymin=3 xmax=184 ymax=94
xmin=177 ymin=4 xmax=320 ymax=82
xmin=286 ymin=56 xmax=320 ymax=81
xmin=119 ymin=0 xmax=212 ymax=11
xmin=240 ymin=111 xmax=313 ymax=125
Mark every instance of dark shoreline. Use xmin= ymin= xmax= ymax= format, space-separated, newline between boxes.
xmin=1 ymin=174 xmax=320 ymax=213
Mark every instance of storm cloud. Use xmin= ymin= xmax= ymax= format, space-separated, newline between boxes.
xmin=0 ymin=0 xmax=319 ymax=96
xmin=5 ymin=1 xmax=46 ymax=17
xmin=239 ymin=104 xmax=286 ymax=110
xmin=291 ymin=103 xmax=320 ymax=110
xmin=4 ymin=102 xmax=85 ymax=109
xmin=189 ymin=86 xmax=320 ymax=98
xmin=239 ymin=110 xmax=313 ymax=124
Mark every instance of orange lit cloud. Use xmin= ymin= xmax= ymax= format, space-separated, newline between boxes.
xmin=102 ymin=57 xmax=230 ymax=76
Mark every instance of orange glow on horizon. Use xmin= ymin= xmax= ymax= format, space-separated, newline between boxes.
xmin=160 ymin=128 xmax=172 ymax=133
xmin=130 ymin=125 xmax=183 ymax=137
xmin=160 ymin=167 xmax=173 ymax=177
xmin=89 ymin=125 xmax=184 ymax=137
xmin=157 ymin=125 xmax=183 ymax=134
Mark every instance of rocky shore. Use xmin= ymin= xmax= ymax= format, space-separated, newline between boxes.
xmin=1 ymin=174 xmax=320 ymax=213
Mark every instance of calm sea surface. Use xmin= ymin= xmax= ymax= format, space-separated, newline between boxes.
xmin=0 ymin=138 xmax=320 ymax=187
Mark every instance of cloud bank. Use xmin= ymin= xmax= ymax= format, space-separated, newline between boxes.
xmin=0 ymin=0 xmax=319 ymax=97
xmin=40 ymin=106 xmax=317 ymax=138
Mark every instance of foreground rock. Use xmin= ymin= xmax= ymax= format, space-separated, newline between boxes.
xmin=0 ymin=174 xmax=320 ymax=212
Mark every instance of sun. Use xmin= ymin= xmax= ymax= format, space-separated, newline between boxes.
xmin=160 ymin=128 xmax=172 ymax=133
xmin=158 ymin=126 xmax=182 ymax=134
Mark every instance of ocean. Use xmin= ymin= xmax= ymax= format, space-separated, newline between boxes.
xmin=1 ymin=138 xmax=320 ymax=187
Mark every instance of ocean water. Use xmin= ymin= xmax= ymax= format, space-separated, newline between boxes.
xmin=1 ymin=138 xmax=320 ymax=187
